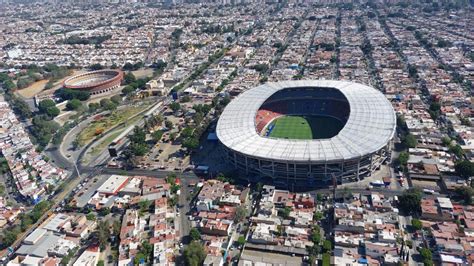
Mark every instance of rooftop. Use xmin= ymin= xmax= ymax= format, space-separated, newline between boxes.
xmin=217 ymin=80 xmax=396 ymax=162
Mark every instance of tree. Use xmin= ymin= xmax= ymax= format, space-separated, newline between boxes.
xmin=97 ymin=260 xmax=105 ymax=266
xmin=313 ymin=211 xmax=323 ymax=221
xmin=183 ymin=241 xmax=206 ymax=266
xmin=403 ymin=134 xmax=417 ymax=148
xmin=130 ymin=142 xmax=148 ymax=157
xmin=45 ymin=105 xmax=60 ymax=117
xmin=86 ymin=213 xmax=96 ymax=221
xmin=110 ymin=95 xmax=122 ymax=105
xmin=194 ymin=112 xmax=204 ymax=125
xmin=455 ymin=187 xmax=474 ymax=205
xmin=55 ymin=88 xmax=90 ymax=101
xmin=311 ymin=226 xmax=321 ymax=244
xmin=38 ymin=99 xmax=56 ymax=113
xmin=97 ymin=220 xmax=110 ymax=250
xmin=151 ymin=130 xmax=163 ymax=143
xmin=89 ymin=63 xmax=103 ymax=70
xmin=449 ymin=144 xmax=464 ymax=158
xmin=234 ymin=206 xmax=247 ymax=223
xmin=140 ymin=241 xmax=153 ymax=263
xmin=181 ymin=95 xmax=191 ymax=103
xmin=237 ymin=236 xmax=246 ymax=247
xmin=134 ymin=253 xmax=146 ymax=265
xmin=138 ymin=199 xmax=151 ymax=215
xmin=122 ymin=85 xmax=135 ymax=95
xmin=124 ymin=72 xmax=136 ymax=84
xmin=411 ymin=219 xmax=422 ymax=230
xmin=99 ymin=99 xmax=117 ymax=111
xmin=398 ymin=188 xmax=423 ymax=215
xmin=66 ymin=99 xmax=82 ymax=111
xmin=165 ymin=120 xmax=173 ymax=130
xmin=322 ymin=239 xmax=331 ymax=252
xmin=455 ymin=160 xmax=474 ymax=179
xmin=169 ymin=102 xmax=181 ymax=113
xmin=397 ymin=152 xmax=409 ymax=167
xmin=419 ymin=247 xmax=433 ymax=266
xmin=1 ymin=230 xmax=18 ymax=249
xmin=280 ymin=206 xmax=291 ymax=219
xmin=88 ymin=102 xmax=100 ymax=113
xmin=183 ymin=137 xmax=199 ymax=150
xmin=129 ymin=126 xmax=146 ymax=144
xmin=322 ymin=253 xmax=331 ymax=266
xmin=181 ymin=127 xmax=194 ymax=138
xmin=190 ymin=228 xmax=201 ymax=241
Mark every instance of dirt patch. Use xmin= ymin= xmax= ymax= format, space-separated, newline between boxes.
xmin=16 ymin=80 xmax=48 ymax=98
xmin=132 ymin=68 xmax=154 ymax=79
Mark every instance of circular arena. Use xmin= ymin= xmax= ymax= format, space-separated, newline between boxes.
xmin=216 ymin=80 xmax=396 ymax=190
xmin=63 ymin=69 xmax=123 ymax=95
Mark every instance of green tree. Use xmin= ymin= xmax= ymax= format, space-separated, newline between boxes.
xmin=419 ymin=247 xmax=433 ymax=266
xmin=183 ymin=137 xmax=199 ymax=150
xmin=397 ymin=152 xmax=409 ymax=167
xmin=237 ymin=236 xmax=246 ymax=246
xmin=455 ymin=160 xmax=474 ymax=179
xmin=140 ymin=241 xmax=153 ymax=263
xmin=38 ymin=99 xmax=56 ymax=113
xmin=183 ymin=241 xmax=206 ymax=266
xmin=398 ymin=188 xmax=423 ymax=215
xmin=138 ymin=199 xmax=151 ymax=215
xmin=322 ymin=239 xmax=331 ymax=252
xmin=165 ymin=120 xmax=173 ymax=130
xmin=1 ymin=230 xmax=18 ymax=248
xmin=66 ymin=99 xmax=82 ymax=111
xmin=99 ymin=99 xmax=117 ymax=111
xmin=403 ymin=134 xmax=417 ymax=148
xmin=411 ymin=219 xmax=422 ymax=230
xmin=97 ymin=220 xmax=110 ymax=250
xmin=189 ymin=228 xmax=201 ymax=241
xmin=129 ymin=126 xmax=146 ymax=144
xmin=449 ymin=144 xmax=464 ymax=158
xmin=280 ymin=206 xmax=291 ymax=219
xmin=110 ymin=95 xmax=122 ymax=105
xmin=133 ymin=253 xmax=146 ymax=265
xmin=322 ymin=252 xmax=331 ymax=266
xmin=130 ymin=142 xmax=148 ymax=157
xmin=88 ymin=102 xmax=100 ymax=113
xmin=169 ymin=102 xmax=181 ymax=113
xmin=122 ymin=85 xmax=135 ymax=95
xmin=455 ymin=186 xmax=474 ymax=205
xmin=124 ymin=72 xmax=136 ymax=84
xmin=313 ymin=211 xmax=323 ymax=221
xmin=86 ymin=213 xmax=96 ymax=221
xmin=151 ymin=130 xmax=163 ymax=143
xmin=234 ymin=206 xmax=248 ymax=223
xmin=97 ymin=260 xmax=105 ymax=266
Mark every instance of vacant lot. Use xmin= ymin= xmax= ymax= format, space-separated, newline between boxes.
xmin=16 ymin=80 xmax=48 ymax=98
xmin=132 ymin=68 xmax=154 ymax=79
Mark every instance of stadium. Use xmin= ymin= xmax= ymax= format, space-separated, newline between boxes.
xmin=63 ymin=69 xmax=123 ymax=95
xmin=216 ymin=80 xmax=396 ymax=190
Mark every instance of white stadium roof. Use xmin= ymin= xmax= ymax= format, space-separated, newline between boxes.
xmin=216 ymin=80 xmax=396 ymax=163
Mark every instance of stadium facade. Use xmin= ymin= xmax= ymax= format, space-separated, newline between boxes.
xmin=216 ymin=80 xmax=396 ymax=189
xmin=63 ymin=69 xmax=123 ymax=96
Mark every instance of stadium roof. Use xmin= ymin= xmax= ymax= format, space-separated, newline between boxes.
xmin=216 ymin=80 xmax=396 ymax=162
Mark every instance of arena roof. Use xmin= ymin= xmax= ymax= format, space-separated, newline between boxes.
xmin=216 ymin=80 xmax=396 ymax=163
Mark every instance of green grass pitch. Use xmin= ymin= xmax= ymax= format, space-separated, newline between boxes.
xmin=268 ymin=115 xmax=344 ymax=140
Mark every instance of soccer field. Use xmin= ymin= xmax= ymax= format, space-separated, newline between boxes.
xmin=268 ymin=115 xmax=344 ymax=139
